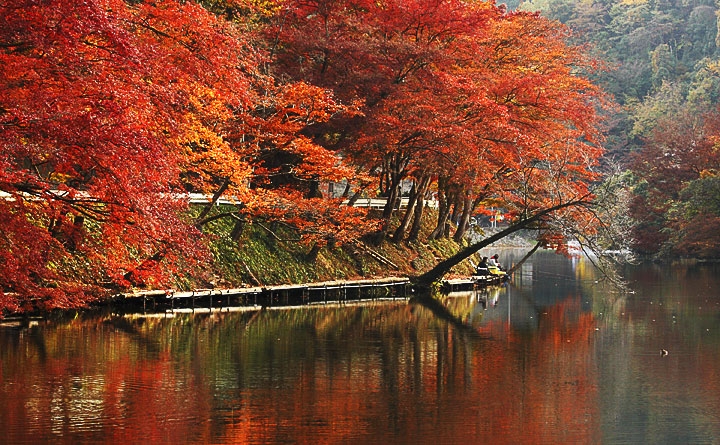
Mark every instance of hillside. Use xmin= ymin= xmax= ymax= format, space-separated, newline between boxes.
xmin=195 ymin=207 xmax=480 ymax=291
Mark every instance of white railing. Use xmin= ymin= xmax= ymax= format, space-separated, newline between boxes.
xmin=1 ymin=190 xmax=439 ymax=209
xmin=344 ymin=197 xmax=438 ymax=209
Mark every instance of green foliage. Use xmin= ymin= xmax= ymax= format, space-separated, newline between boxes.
xmin=628 ymin=81 xmax=687 ymax=139
xmin=677 ymin=175 xmax=720 ymax=218
xmin=523 ymin=0 xmax=720 ymax=148
xmin=686 ymin=59 xmax=720 ymax=105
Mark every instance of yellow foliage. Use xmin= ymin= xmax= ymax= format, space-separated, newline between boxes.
xmin=174 ymin=118 xmax=253 ymax=190
xmin=48 ymin=172 xmax=73 ymax=184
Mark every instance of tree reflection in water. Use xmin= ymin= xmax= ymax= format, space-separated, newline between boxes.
xmin=2 ymin=254 xmax=720 ymax=443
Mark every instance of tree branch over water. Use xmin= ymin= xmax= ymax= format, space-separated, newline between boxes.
xmin=413 ymin=196 xmax=594 ymax=287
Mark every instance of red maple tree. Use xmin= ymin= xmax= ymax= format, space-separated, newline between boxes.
xmin=1 ymin=0 xmax=609 ymax=313
xmin=268 ymin=0 xmax=606 ymax=248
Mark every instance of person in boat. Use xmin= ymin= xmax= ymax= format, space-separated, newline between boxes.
xmin=487 ymin=254 xmax=507 ymax=277
xmin=488 ymin=254 xmax=503 ymax=270
xmin=476 ymin=256 xmax=490 ymax=276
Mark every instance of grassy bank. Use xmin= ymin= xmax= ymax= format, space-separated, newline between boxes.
xmin=193 ymin=207 xmax=477 ymax=290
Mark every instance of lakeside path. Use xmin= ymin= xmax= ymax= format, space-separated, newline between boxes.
xmin=109 ymin=277 xmax=414 ymax=313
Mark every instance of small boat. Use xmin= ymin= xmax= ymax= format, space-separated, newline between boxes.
xmin=441 ymin=266 xmax=508 ymax=293
xmin=471 ymin=263 xmax=508 ymax=284
xmin=471 ymin=270 xmax=508 ymax=285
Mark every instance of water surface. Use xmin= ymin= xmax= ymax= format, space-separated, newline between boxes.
xmin=1 ymin=250 xmax=719 ymax=444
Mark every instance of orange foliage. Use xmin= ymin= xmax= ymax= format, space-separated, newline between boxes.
xmin=1 ymin=0 xmax=608 ymax=312
xmin=0 ymin=0 xmax=367 ymax=312
xmin=269 ymin=0 xmax=606 ymax=245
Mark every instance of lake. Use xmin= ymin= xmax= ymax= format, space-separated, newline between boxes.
xmin=1 ymin=249 xmax=719 ymax=444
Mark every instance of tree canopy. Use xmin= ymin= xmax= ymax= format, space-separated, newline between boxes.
xmin=268 ymin=0 xmax=606 ymax=243
xmin=1 ymin=0 xmax=607 ymax=314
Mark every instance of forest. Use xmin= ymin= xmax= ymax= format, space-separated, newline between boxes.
xmin=522 ymin=0 xmax=720 ymax=257
xmin=0 ymin=0 xmax=718 ymax=314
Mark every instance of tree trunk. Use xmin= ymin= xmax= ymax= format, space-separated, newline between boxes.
xmin=444 ymin=203 xmax=454 ymax=238
xmin=453 ymin=195 xmax=476 ymax=242
xmin=382 ymin=171 xmax=401 ymax=218
xmin=347 ymin=187 xmax=365 ymax=206
xmin=380 ymin=181 xmax=400 ymax=236
xmin=307 ymin=242 xmax=322 ymax=261
xmin=307 ymin=179 xmax=323 ymax=198
xmin=380 ymin=152 xmax=410 ymax=235
xmin=195 ymin=177 xmax=230 ymax=228
xmin=445 ymin=192 xmax=463 ymax=238
xmin=341 ymin=181 xmax=352 ymax=198
xmin=408 ymin=194 xmax=426 ymax=241
xmin=409 ymin=175 xmax=431 ymax=241
xmin=429 ymin=178 xmax=451 ymax=240
xmin=393 ymin=175 xmax=430 ymax=242
xmin=392 ymin=181 xmax=418 ymax=242
xmin=230 ymin=215 xmax=246 ymax=241
xmin=429 ymin=197 xmax=449 ymax=239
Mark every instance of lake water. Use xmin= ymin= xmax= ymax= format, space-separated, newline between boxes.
xmin=1 ymin=250 xmax=719 ymax=444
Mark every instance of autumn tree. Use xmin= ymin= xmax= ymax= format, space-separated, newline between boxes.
xmin=628 ymin=107 xmax=720 ymax=258
xmin=0 ymin=0 xmax=612 ymax=312
xmin=0 ymin=0 xmax=370 ymax=314
xmin=628 ymin=107 xmax=720 ymax=257
xmin=414 ymin=9 xmax=607 ymax=246
xmin=1 ymin=0 xmax=225 ymax=312
xmin=264 ymin=0 xmax=609 ymax=286
xmin=265 ymin=0 xmax=497 ymax=235
xmin=268 ymin=0 xmax=605 ymax=258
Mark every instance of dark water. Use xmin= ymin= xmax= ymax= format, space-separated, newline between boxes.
xmin=1 ymin=250 xmax=719 ymax=444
